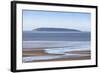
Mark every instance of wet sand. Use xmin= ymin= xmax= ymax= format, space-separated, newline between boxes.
xmin=23 ymin=49 xmax=65 ymax=57
xmin=22 ymin=48 xmax=91 ymax=63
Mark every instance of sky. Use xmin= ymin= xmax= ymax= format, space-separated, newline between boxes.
xmin=23 ymin=10 xmax=91 ymax=31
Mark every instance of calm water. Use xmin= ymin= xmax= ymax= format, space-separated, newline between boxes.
xmin=23 ymin=31 xmax=90 ymax=41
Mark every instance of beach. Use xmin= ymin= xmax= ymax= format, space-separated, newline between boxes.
xmin=22 ymin=48 xmax=91 ymax=63
xmin=22 ymin=31 xmax=91 ymax=63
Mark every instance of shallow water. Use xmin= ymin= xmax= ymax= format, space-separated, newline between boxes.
xmin=23 ymin=41 xmax=90 ymax=49
xmin=23 ymin=53 xmax=84 ymax=62
xmin=23 ymin=41 xmax=90 ymax=62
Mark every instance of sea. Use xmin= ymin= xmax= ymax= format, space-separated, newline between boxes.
xmin=23 ymin=31 xmax=90 ymax=41
xmin=22 ymin=31 xmax=91 ymax=62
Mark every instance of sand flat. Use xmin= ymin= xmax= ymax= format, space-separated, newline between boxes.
xmin=22 ymin=48 xmax=91 ymax=63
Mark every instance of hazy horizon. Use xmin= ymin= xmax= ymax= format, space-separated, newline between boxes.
xmin=23 ymin=27 xmax=90 ymax=32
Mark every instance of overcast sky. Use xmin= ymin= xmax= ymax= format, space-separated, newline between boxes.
xmin=23 ymin=10 xmax=91 ymax=31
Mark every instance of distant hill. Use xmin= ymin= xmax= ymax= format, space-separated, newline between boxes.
xmin=33 ymin=28 xmax=81 ymax=32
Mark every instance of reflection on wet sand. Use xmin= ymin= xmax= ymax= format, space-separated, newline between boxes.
xmin=22 ymin=48 xmax=91 ymax=63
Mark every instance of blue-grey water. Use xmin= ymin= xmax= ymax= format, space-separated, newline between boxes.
xmin=22 ymin=31 xmax=91 ymax=62
xmin=23 ymin=31 xmax=90 ymax=41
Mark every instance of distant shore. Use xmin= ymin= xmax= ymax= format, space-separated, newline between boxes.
xmin=22 ymin=48 xmax=91 ymax=63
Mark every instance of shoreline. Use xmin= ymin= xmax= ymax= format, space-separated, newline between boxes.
xmin=22 ymin=49 xmax=91 ymax=63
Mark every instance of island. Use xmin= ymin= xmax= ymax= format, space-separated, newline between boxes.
xmin=33 ymin=27 xmax=81 ymax=32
